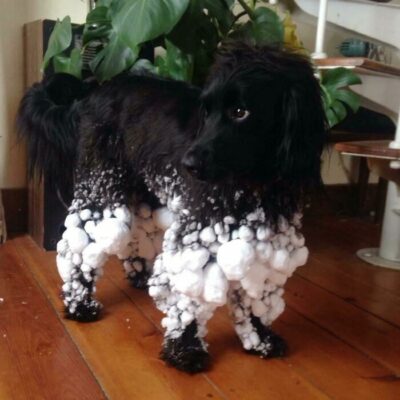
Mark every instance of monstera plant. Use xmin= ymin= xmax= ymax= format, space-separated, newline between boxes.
xmin=42 ymin=0 xmax=361 ymax=127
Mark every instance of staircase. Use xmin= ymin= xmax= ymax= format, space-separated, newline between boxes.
xmin=292 ymin=0 xmax=400 ymax=120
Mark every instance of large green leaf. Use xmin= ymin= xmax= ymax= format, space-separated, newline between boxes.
xmin=229 ymin=7 xmax=284 ymax=45
xmin=83 ymin=6 xmax=112 ymax=45
xmin=250 ymin=7 xmax=284 ymax=45
xmin=334 ymin=89 xmax=361 ymax=113
xmin=96 ymin=0 xmax=113 ymax=6
xmin=322 ymin=67 xmax=362 ymax=90
xmin=155 ymin=39 xmax=194 ymax=82
xmin=53 ymin=48 xmax=82 ymax=79
xmin=331 ymin=100 xmax=347 ymax=122
xmin=42 ymin=16 xmax=72 ymax=70
xmin=204 ymin=0 xmax=235 ymax=35
xmin=112 ymin=0 xmax=190 ymax=48
xmin=168 ymin=0 xmax=219 ymax=54
xmin=90 ymin=33 xmax=138 ymax=82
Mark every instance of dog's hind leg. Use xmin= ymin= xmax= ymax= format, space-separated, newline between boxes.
xmin=120 ymin=204 xmax=167 ymax=289
xmin=120 ymin=256 xmax=150 ymax=289
xmin=57 ymin=167 xmax=133 ymax=322
xmin=148 ymin=258 xmax=216 ymax=373
xmin=56 ymin=209 xmax=109 ymax=322
xmin=227 ymin=285 xmax=287 ymax=358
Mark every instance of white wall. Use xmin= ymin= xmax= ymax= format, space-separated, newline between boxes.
xmin=0 ymin=0 xmax=88 ymax=189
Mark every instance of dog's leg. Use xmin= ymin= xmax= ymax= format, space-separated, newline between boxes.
xmin=148 ymin=258 xmax=215 ymax=373
xmin=58 ymin=206 xmax=132 ymax=322
xmin=56 ymin=210 xmax=108 ymax=322
xmin=228 ymin=285 xmax=287 ymax=358
xmin=120 ymin=256 xmax=151 ymax=289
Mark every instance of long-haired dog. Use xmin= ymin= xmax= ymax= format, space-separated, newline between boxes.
xmin=18 ymin=43 xmax=326 ymax=373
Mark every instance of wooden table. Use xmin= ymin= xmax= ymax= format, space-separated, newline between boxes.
xmin=335 ymin=139 xmax=400 ymax=270
xmin=335 ymin=140 xmax=400 ymax=160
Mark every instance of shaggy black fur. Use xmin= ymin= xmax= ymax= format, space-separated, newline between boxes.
xmin=17 ymin=42 xmax=326 ymax=372
xmin=18 ymin=43 xmax=325 ymax=221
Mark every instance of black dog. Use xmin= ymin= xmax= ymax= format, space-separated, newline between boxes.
xmin=18 ymin=43 xmax=326 ymax=373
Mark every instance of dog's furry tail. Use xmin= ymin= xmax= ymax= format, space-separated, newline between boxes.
xmin=17 ymin=73 xmax=94 ymax=186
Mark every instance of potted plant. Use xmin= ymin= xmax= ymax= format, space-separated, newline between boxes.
xmin=42 ymin=0 xmax=361 ymax=127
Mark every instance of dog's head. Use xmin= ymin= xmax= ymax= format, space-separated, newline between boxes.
xmin=182 ymin=42 xmax=326 ymax=189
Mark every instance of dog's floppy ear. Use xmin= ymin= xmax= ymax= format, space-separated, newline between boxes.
xmin=277 ymin=72 xmax=327 ymax=187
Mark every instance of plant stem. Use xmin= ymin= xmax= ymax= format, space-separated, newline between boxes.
xmin=233 ymin=10 xmax=247 ymax=22
xmin=237 ymin=0 xmax=255 ymax=18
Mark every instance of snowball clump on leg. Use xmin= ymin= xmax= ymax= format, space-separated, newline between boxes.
xmin=93 ymin=218 xmax=131 ymax=255
xmin=217 ymin=239 xmax=255 ymax=280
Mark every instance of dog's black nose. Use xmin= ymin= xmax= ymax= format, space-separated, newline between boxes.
xmin=182 ymin=152 xmax=202 ymax=177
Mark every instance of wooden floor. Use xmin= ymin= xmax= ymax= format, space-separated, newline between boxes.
xmin=1 ymin=215 xmax=400 ymax=399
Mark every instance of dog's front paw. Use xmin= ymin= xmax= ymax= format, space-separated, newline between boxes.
xmin=161 ymin=339 xmax=210 ymax=373
xmin=65 ymin=299 xmax=102 ymax=322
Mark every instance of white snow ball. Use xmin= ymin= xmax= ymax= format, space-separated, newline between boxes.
xmin=183 ymin=247 xmax=210 ymax=271
xmin=82 ymin=242 xmax=107 ymax=267
xmin=180 ymin=311 xmax=194 ymax=326
xmin=93 ymin=218 xmax=131 ymax=255
xmin=103 ymin=208 xmax=113 ymax=219
xmin=256 ymin=226 xmax=271 ymax=241
xmin=209 ymin=242 xmax=221 ymax=254
xmin=202 ymin=263 xmax=228 ymax=305
xmin=251 ymin=299 xmax=269 ymax=317
xmin=223 ymin=216 xmax=236 ymax=225
xmin=256 ymin=242 xmax=273 ymax=262
xmin=65 ymin=213 xmax=81 ymax=228
xmin=290 ymin=246 xmax=309 ymax=268
xmin=84 ymin=220 xmax=96 ymax=236
xmin=268 ymin=294 xmax=285 ymax=320
xmin=64 ymin=227 xmax=89 ymax=254
xmin=278 ymin=234 xmax=290 ymax=248
xmin=72 ymin=253 xmax=82 ymax=266
xmin=217 ymin=239 xmax=255 ymax=280
xmin=153 ymin=207 xmax=174 ymax=230
xmin=173 ymin=269 xmax=203 ymax=297
xmin=114 ymin=206 xmax=131 ymax=224
xmin=81 ymin=263 xmax=92 ymax=273
xmin=270 ymin=249 xmax=290 ymax=272
xmin=200 ymin=227 xmax=216 ymax=243
xmin=249 ymin=331 xmax=260 ymax=347
xmin=290 ymin=232 xmax=305 ymax=248
xmin=56 ymin=255 xmax=74 ymax=282
xmin=218 ymin=233 xmax=230 ymax=244
xmin=214 ymin=222 xmax=224 ymax=235
xmin=268 ymin=270 xmax=288 ymax=286
xmin=56 ymin=239 xmax=69 ymax=255
xmin=246 ymin=212 xmax=259 ymax=222
xmin=238 ymin=226 xmax=254 ymax=242
xmin=79 ymin=209 xmax=92 ymax=221
xmin=240 ymin=262 xmax=270 ymax=299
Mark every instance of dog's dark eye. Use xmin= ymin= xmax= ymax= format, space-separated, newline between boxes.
xmin=229 ymin=107 xmax=250 ymax=121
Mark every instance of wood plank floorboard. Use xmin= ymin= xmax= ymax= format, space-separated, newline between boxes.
xmin=1 ymin=213 xmax=399 ymax=399
xmin=0 ymin=240 xmax=106 ymax=400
